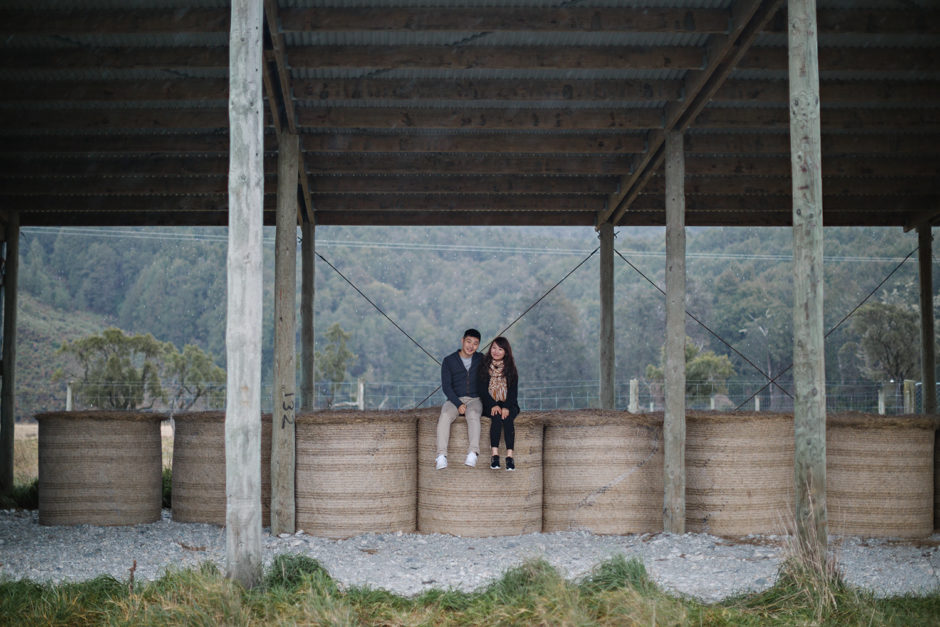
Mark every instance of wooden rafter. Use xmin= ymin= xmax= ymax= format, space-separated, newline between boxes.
xmin=599 ymin=0 xmax=785 ymax=227
xmin=262 ymin=0 xmax=314 ymax=225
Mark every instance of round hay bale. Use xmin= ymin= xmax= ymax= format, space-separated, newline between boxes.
xmin=36 ymin=411 xmax=163 ymax=526
xmin=827 ymin=412 xmax=936 ymax=539
xmin=686 ymin=411 xmax=794 ymax=536
xmin=542 ymin=410 xmax=663 ymax=534
xmin=171 ymin=412 xmax=272 ymax=526
xmin=295 ymin=410 xmax=418 ymax=539
xmin=417 ymin=409 xmax=543 ymax=537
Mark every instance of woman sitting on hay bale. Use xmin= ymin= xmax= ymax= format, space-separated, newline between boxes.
xmin=479 ymin=336 xmax=521 ymax=471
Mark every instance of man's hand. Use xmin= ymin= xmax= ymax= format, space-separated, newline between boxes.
xmin=458 ymin=403 xmax=466 ymax=415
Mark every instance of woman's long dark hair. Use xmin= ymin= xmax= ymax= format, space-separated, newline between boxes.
xmin=480 ymin=336 xmax=517 ymax=384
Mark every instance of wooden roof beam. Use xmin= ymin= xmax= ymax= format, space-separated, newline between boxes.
xmin=278 ymin=8 xmax=730 ymax=33
xmin=263 ymin=0 xmax=315 ymax=226
xmin=766 ymin=8 xmax=940 ymax=35
xmin=295 ymin=78 xmax=682 ymax=103
xmin=301 ymin=132 xmax=647 ymax=154
xmin=288 ymin=45 xmax=704 ymax=71
xmin=903 ymin=208 xmax=940 ymax=233
xmin=308 ymin=193 xmax=605 ymax=212
xmin=296 ymin=107 xmax=663 ymax=130
xmin=304 ymin=153 xmax=631 ymax=175
xmin=599 ymin=0 xmax=785 ymax=227
xmin=313 ymin=210 xmax=597 ymax=227
xmin=309 ymin=175 xmax=617 ymax=194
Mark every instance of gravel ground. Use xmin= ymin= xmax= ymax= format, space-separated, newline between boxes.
xmin=1 ymin=509 xmax=938 ymax=603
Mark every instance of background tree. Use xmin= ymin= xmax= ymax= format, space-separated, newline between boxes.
xmin=164 ymin=344 xmax=227 ymax=411
xmin=54 ymin=327 xmax=170 ymax=410
xmin=646 ymin=338 xmax=735 ymax=407
xmin=315 ymin=323 xmax=356 ymax=407
xmin=848 ymin=302 xmax=922 ymax=396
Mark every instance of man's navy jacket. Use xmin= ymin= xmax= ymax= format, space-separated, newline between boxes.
xmin=441 ymin=350 xmax=483 ymax=407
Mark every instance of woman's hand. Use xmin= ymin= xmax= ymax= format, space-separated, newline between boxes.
xmin=501 ymin=407 xmax=510 ymax=419
xmin=491 ymin=406 xmax=501 ymax=417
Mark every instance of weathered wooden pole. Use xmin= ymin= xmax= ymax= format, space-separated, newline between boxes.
xmin=788 ymin=0 xmax=827 ymax=553
xmin=300 ymin=219 xmax=315 ymax=411
xmin=271 ymin=132 xmax=299 ymax=536
xmin=226 ymin=0 xmax=264 ymax=588
xmin=918 ymin=225 xmax=936 ymax=415
xmin=663 ymin=130 xmax=686 ymax=533
xmin=0 ymin=213 xmax=19 ymax=493
xmin=599 ymin=221 xmax=615 ymax=409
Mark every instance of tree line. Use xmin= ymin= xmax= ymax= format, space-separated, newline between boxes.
xmin=15 ymin=225 xmax=934 ymax=417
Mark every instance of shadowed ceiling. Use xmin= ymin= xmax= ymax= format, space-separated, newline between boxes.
xmin=1 ymin=0 xmax=938 ymax=229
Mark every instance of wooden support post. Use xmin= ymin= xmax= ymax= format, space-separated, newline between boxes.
xmin=788 ymin=0 xmax=827 ymax=553
xmin=271 ymin=132 xmax=298 ymax=536
xmin=300 ymin=220 xmax=315 ymax=411
xmin=918 ymin=226 xmax=936 ymax=415
xmin=663 ymin=130 xmax=686 ymax=534
xmin=599 ymin=221 xmax=615 ymax=410
xmin=226 ymin=0 xmax=264 ymax=589
xmin=0 ymin=213 xmax=18 ymax=493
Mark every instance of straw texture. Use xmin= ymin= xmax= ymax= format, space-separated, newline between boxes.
xmin=36 ymin=411 xmax=163 ymax=526
xmin=171 ymin=412 xmax=272 ymax=526
xmin=296 ymin=410 xmax=418 ymax=538
xmin=828 ymin=412 xmax=934 ymax=539
xmin=543 ymin=410 xmax=663 ymax=534
xmin=686 ymin=411 xmax=794 ymax=536
xmin=418 ymin=409 xmax=543 ymax=537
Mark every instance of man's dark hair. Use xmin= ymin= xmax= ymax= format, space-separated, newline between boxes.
xmin=463 ymin=328 xmax=481 ymax=340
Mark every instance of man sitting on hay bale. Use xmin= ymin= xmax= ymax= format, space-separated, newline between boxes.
xmin=435 ymin=328 xmax=483 ymax=469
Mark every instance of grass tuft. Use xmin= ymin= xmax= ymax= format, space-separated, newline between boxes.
xmin=0 ymin=478 xmax=39 ymax=510
xmin=263 ymin=554 xmax=336 ymax=593
xmin=1 ymin=550 xmax=939 ymax=626
xmin=161 ymin=467 xmax=172 ymax=509
xmin=579 ymin=554 xmax=655 ymax=595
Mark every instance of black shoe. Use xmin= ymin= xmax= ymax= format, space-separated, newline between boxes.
xmin=490 ymin=455 xmax=500 ymax=469
xmin=505 ymin=457 xmax=515 ymax=471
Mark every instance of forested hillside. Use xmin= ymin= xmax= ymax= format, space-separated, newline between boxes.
xmin=14 ymin=225 xmax=933 ymax=419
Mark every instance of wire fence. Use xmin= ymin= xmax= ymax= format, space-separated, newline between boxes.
xmin=22 ymin=378 xmax=927 ymax=417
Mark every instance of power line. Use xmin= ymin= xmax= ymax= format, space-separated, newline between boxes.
xmin=315 ymin=251 xmax=440 ymax=366
xmin=412 ymin=246 xmax=600 ymax=410
xmin=21 ymin=226 xmax=926 ymax=264
xmin=615 ymin=248 xmax=792 ymax=399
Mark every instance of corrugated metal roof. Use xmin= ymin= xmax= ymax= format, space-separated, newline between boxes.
xmin=1 ymin=0 xmax=936 ymax=229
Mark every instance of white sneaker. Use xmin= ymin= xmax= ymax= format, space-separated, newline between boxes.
xmin=464 ymin=451 xmax=478 ymax=467
xmin=435 ymin=454 xmax=447 ymax=470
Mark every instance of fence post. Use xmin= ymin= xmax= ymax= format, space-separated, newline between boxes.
xmin=878 ymin=388 xmax=885 ymax=415
xmin=628 ymin=378 xmax=639 ymax=413
xmin=66 ymin=381 xmax=73 ymax=411
xmin=357 ymin=378 xmax=365 ymax=410
xmin=754 ymin=395 xmax=760 ymax=412
xmin=903 ymin=380 xmax=916 ymax=414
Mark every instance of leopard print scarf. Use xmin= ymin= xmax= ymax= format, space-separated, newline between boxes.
xmin=488 ymin=360 xmax=507 ymax=402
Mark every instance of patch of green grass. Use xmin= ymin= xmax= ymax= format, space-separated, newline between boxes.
xmin=0 ymin=478 xmax=38 ymax=510
xmin=0 ymin=552 xmax=938 ymax=626
xmin=161 ymin=467 xmax=172 ymax=509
